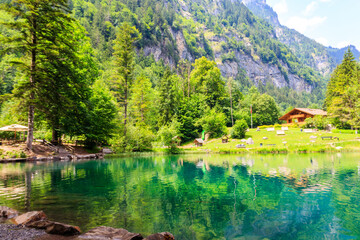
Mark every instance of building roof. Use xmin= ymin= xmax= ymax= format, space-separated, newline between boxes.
xmin=194 ymin=138 xmax=204 ymax=143
xmin=279 ymin=108 xmax=327 ymax=120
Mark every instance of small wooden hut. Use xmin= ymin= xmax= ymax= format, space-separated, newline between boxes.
xmin=279 ymin=108 xmax=327 ymax=124
xmin=222 ymin=135 xmax=229 ymax=143
xmin=194 ymin=138 xmax=204 ymax=147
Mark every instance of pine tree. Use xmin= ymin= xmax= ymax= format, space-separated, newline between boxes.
xmin=129 ymin=75 xmax=152 ymax=123
xmin=112 ymin=22 xmax=141 ymax=136
xmin=0 ymin=0 xmax=79 ymax=150
xmin=325 ymin=48 xmax=360 ymax=127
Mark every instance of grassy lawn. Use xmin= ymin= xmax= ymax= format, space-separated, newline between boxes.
xmin=181 ymin=128 xmax=360 ymax=154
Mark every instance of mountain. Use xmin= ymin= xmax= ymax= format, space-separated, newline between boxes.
xmin=242 ymin=0 xmax=359 ymax=76
xmin=0 ymin=0 xmax=327 ymax=108
xmin=69 ymin=0 xmax=324 ymax=94
xmin=327 ymin=45 xmax=360 ymax=66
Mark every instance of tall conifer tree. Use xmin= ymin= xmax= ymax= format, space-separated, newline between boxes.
xmin=0 ymin=0 xmax=79 ymax=150
xmin=325 ymin=48 xmax=360 ymax=127
xmin=112 ymin=22 xmax=141 ymax=136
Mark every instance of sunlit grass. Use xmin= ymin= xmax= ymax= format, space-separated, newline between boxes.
xmin=180 ymin=128 xmax=360 ymax=154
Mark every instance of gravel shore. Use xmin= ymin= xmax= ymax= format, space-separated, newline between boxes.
xmin=0 ymin=224 xmax=77 ymax=240
xmin=0 ymin=224 xmax=46 ymax=240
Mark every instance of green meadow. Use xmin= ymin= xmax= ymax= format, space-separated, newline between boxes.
xmin=181 ymin=128 xmax=360 ymax=154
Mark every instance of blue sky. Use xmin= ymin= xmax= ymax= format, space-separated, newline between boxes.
xmin=266 ymin=0 xmax=360 ymax=49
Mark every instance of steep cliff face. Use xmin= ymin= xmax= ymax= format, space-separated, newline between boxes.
xmin=243 ymin=0 xmax=360 ymax=77
xmin=243 ymin=0 xmax=335 ymax=76
xmin=274 ymin=27 xmax=334 ymax=76
xmin=242 ymin=0 xmax=280 ymax=26
xmin=141 ymin=0 xmax=316 ymax=93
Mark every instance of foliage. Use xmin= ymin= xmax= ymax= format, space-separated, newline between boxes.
xmin=231 ymin=119 xmax=248 ymax=139
xmin=125 ymin=124 xmax=155 ymax=152
xmin=157 ymin=119 xmax=181 ymax=153
xmin=190 ymin=57 xmax=225 ymax=108
xmin=238 ymin=86 xmax=280 ymax=127
xmin=325 ymin=49 xmax=360 ymax=129
xmin=303 ymin=116 xmax=330 ymax=130
xmin=197 ymin=109 xmax=227 ymax=138
xmin=112 ymin=22 xmax=141 ymax=135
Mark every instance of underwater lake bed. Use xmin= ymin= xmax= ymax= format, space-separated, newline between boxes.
xmin=0 ymin=153 xmax=359 ymax=239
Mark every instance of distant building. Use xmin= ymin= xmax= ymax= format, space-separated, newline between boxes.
xmin=279 ymin=108 xmax=327 ymax=124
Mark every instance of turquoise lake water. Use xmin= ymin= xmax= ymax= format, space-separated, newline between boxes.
xmin=0 ymin=153 xmax=360 ymax=239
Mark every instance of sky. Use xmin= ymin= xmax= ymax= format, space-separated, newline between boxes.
xmin=266 ymin=0 xmax=360 ymax=50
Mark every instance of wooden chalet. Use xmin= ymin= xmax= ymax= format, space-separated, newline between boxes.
xmin=279 ymin=108 xmax=327 ymax=124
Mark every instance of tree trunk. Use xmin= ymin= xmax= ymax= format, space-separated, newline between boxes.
xmin=26 ymin=17 xmax=37 ymax=151
xmin=52 ymin=128 xmax=59 ymax=145
xmin=140 ymin=93 xmax=144 ymax=122
xmin=124 ymin=83 xmax=128 ymax=136
xmin=26 ymin=103 xmax=34 ymax=150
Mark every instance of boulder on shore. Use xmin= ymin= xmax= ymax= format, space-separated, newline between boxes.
xmin=25 ymin=220 xmax=54 ymax=229
xmin=45 ymin=222 xmax=81 ymax=236
xmin=13 ymin=211 xmax=47 ymax=225
xmin=0 ymin=206 xmax=19 ymax=219
xmin=78 ymin=226 xmax=143 ymax=240
xmin=145 ymin=232 xmax=175 ymax=240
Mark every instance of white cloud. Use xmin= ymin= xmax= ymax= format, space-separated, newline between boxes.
xmin=286 ymin=16 xmax=327 ymax=34
xmin=319 ymin=0 xmax=331 ymax=2
xmin=336 ymin=41 xmax=351 ymax=49
xmin=273 ymin=0 xmax=288 ymax=14
xmin=304 ymin=1 xmax=318 ymax=15
xmin=315 ymin=37 xmax=329 ymax=46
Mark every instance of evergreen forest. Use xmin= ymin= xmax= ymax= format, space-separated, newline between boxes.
xmin=0 ymin=0 xmax=358 ymax=152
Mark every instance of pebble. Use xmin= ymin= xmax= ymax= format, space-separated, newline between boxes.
xmin=0 ymin=224 xmax=45 ymax=240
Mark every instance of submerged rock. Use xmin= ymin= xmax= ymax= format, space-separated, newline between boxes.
xmin=25 ymin=220 xmax=54 ymax=229
xmin=78 ymin=226 xmax=143 ymax=240
xmin=145 ymin=232 xmax=175 ymax=240
xmin=14 ymin=211 xmax=47 ymax=225
xmin=0 ymin=206 xmax=19 ymax=219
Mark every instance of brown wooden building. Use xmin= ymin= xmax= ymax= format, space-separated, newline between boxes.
xmin=279 ymin=108 xmax=327 ymax=124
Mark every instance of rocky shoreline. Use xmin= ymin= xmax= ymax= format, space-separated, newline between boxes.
xmin=0 ymin=206 xmax=174 ymax=240
xmin=0 ymin=153 xmax=105 ymax=163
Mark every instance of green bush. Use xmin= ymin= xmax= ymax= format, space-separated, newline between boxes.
xmin=197 ymin=109 xmax=228 ymax=138
xmin=157 ymin=120 xmax=181 ymax=154
xmin=231 ymin=119 xmax=248 ymax=139
xmin=303 ymin=116 xmax=329 ymax=130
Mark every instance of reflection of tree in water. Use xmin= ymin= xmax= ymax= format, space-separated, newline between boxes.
xmin=0 ymin=155 xmax=359 ymax=239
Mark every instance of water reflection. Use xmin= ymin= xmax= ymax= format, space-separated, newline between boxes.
xmin=0 ymin=154 xmax=359 ymax=239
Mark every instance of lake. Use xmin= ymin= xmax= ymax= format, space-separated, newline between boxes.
xmin=0 ymin=153 xmax=360 ymax=239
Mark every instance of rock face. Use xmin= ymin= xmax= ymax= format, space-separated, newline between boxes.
xmin=145 ymin=232 xmax=175 ymax=240
xmin=13 ymin=211 xmax=47 ymax=225
xmin=0 ymin=206 xmax=19 ymax=219
xmin=78 ymin=226 xmax=143 ymax=240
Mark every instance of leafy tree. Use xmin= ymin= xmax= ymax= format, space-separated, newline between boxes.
xmin=238 ymin=87 xmax=280 ymax=127
xmin=112 ymin=22 xmax=141 ymax=135
xmin=158 ymin=119 xmax=181 ymax=153
xmin=0 ymin=0 xmax=81 ymax=150
xmin=82 ymin=80 xmax=117 ymax=147
xmin=190 ymin=57 xmax=225 ymax=108
xmin=197 ymin=109 xmax=227 ymax=138
xmin=231 ymin=119 xmax=248 ymax=139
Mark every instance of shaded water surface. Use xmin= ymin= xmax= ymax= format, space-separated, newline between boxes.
xmin=0 ymin=153 xmax=360 ymax=239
